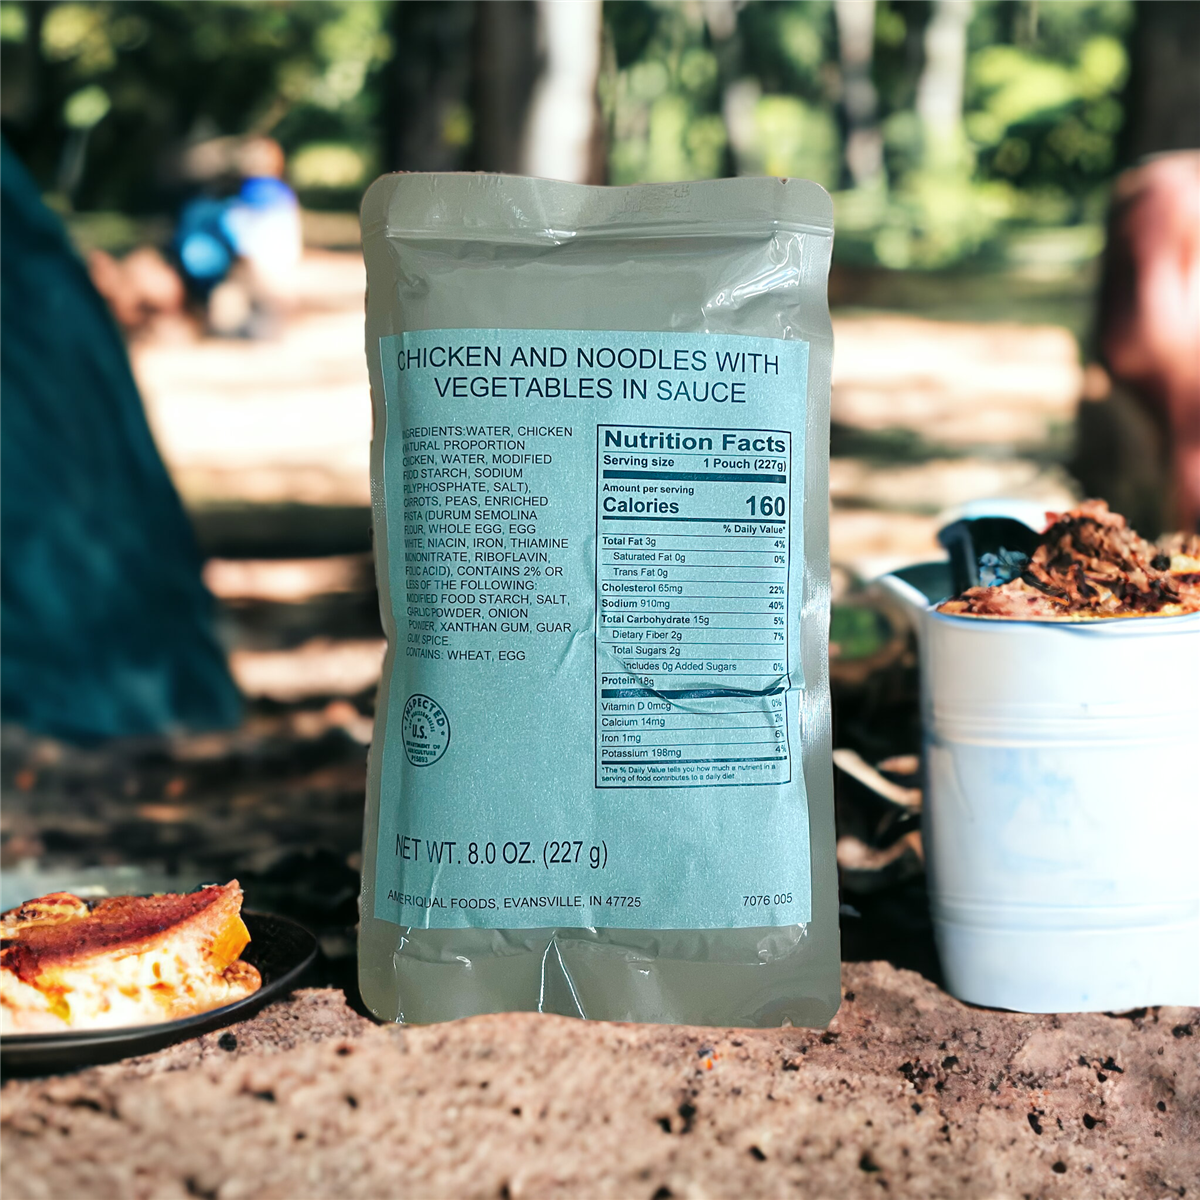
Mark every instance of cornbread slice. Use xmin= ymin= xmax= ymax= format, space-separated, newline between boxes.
xmin=1 ymin=882 xmax=261 ymax=1034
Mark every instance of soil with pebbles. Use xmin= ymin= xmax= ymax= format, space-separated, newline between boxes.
xmin=3 ymin=963 xmax=1196 ymax=1200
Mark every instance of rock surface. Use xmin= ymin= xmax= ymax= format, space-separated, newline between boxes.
xmin=3 ymin=964 xmax=1197 ymax=1199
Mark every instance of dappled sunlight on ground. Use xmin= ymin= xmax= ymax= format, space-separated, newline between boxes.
xmin=228 ymin=639 xmax=386 ymax=704
xmin=133 ymin=251 xmax=372 ymax=508
xmin=203 ymin=554 xmax=374 ymax=603
xmin=130 ymin=249 xmax=1082 ymax=583
xmin=830 ymin=316 xmax=1082 ymax=447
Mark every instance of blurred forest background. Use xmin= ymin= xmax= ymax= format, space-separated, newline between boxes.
xmin=2 ymin=2 xmax=1198 ymax=958
xmin=3 ymin=0 xmax=1196 ymax=270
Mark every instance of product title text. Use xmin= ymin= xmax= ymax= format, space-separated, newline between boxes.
xmin=398 ymin=341 xmax=786 ymax=405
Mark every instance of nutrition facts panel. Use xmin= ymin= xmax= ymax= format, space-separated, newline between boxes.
xmin=594 ymin=424 xmax=795 ymax=789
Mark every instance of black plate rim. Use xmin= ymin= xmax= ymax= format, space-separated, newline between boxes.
xmin=0 ymin=911 xmax=317 ymax=1060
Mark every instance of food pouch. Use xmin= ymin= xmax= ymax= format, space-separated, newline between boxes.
xmin=359 ymin=174 xmax=839 ymax=1026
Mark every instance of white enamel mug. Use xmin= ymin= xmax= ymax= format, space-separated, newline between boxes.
xmin=881 ymin=563 xmax=1200 ymax=1013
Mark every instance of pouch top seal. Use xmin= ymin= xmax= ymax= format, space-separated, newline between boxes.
xmin=361 ymin=173 xmax=833 ymax=245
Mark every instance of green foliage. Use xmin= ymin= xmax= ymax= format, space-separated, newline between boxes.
xmin=603 ymin=0 xmax=1135 ymax=270
xmin=830 ymin=604 xmax=891 ymax=661
xmin=968 ymin=27 xmax=1130 ymax=211
xmin=606 ymin=1 xmax=845 ymax=187
xmin=736 ymin=94 xmax=839 ymax=186
xmin=0 ymin=0 xmax=389 ymax=210
xmin=736 ymin=1 xmax=835 ymax=99
xmin=0 ymin=0 xmax=1140 ymax=270
xmin=604 ymin=2 xmax=728 ymax=184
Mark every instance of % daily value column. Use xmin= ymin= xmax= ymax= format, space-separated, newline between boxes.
xmin=594 ymin=424 xmax=795 ymax=789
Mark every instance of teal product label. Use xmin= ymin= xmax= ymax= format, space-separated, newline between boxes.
xmin=373 ymin=329 xmax=812 ymax=930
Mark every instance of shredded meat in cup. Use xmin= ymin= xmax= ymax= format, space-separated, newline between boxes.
xmin=937 ymin=500 xmax=1200 ymax=620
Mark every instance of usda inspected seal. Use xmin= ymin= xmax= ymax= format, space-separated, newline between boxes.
xmin=401 ymin=694 xmax=450 ymax=767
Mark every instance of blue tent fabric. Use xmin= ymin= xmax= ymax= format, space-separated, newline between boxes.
xmin=1 ymin=140 xmax=242 ymax=741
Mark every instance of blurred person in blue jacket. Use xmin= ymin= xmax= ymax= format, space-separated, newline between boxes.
xmin=0 ymin=138 xmax=241 ymax=741
xmin=174 ymin=136 xmax=301 ymax=338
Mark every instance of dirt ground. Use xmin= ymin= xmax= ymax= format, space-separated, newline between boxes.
xmin=4 ymin=967 xmax=1197 ymax=1199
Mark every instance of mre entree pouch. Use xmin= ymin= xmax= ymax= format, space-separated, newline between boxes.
xmin=359 ymin=173 xmax=839 ymax=1027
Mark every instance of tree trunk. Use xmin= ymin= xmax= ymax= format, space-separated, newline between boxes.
xmin=834 ymin=0 xmax=882 ymax=189
xmin=520 ymin=0 xmax=605 ymax=184
xmin=915 ymin=0 xmax=972 ymax=169
xmin=705 ymin=0 xmax=743 ymax=180
xmin=382 ymin=1 xmax=475 ymax=173
xmin=0 ymin=3 xmax=50 ymax=182
xmin=1120 ymin=0 xmax=1200 ymax=164
xmin=383 ymin=1 xmax=602 ymax=184
xmin=469 ymin=1 xmax=538 ymax=174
